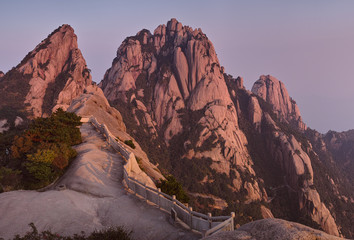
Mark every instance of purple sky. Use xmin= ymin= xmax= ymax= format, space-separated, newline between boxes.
xmin=1 ymin=0 xmax=353 ymax=133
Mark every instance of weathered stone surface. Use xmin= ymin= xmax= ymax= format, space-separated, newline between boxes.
xmin=260 ymin=205 xmax=274 ymax=219
xmin=20 ymin=24 xmax=91 ymax=117
xmin=323 ymin=130 xmax=354 ymax=185
xmin=0 ymin=71 xmax=4 ymax=80
xmin=99 ymin=18 xmax=263 ymax=205
xmin=68 ymin=84 xmax=126 ymax=132
xmin=203 ymin=219 xmax=345 ymax=240
xmin=0 ymin=24 xmax=91 ymax=120
xmin=305 ymin=129 xmax=354 ymax=238
xmin=261 ymin=101 xmax=339 ymax=236
xmin=248 ymin=96 xmax=262 ymax=132
xmin=67 ymin=85 xmax=164 ymax=182
xmin=0 ymin=119 xmax=9 ymax=133
xmin=235 ymin=76 xmax=244 ymax=89
xmin=99 ymin=19 xmax=347 ymax=236
xmin=252 ymin=75 xmax=306 ymax=131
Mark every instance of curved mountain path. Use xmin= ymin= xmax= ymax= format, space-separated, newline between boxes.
xmin=0 ymin=123 xmax=199 ymax=240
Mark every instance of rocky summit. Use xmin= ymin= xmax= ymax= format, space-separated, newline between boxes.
xmin=0 ymin=24 xmax=91 ymax=127
xmin=99 ymin=18 xmax=353 ymax=238
xmin=0 ymin=20 xmax=353 ymax=239
xmin=252 ymin=75 xmax=306 ymax=131
xmin=99 ymin=18 xmax=265 ymax=213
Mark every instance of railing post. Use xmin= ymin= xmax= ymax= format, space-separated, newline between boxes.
xmin=189 ymin=207 xmax=193 ymax=229
xmin=157 ymin=188 xmax=161 ymax=208
xmin=231 ymin=212 xmax=235 ymax=231
xmin=208 ymin=213 xmax=212 ymax=229
xmin=172 ymin=195 xmax=176 ymax=208
xmin=171 ymin=195 xmax=177 ymax=222
xmin=88 ymin=116 xmax=237 ymax=236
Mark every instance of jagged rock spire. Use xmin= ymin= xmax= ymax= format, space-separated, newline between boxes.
xmin=0 ymin=24 xmax=92 ymax=118
xmin=252 ymin=75 xmax=306 ymax=131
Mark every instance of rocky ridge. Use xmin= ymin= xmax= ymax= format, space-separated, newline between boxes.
xmin=98 ymin=19 xmax=352 ymax=237
xmin=1 ymin=20 xmax=351 ymax=238
xmin=0 ymin=24 xmax=91 ymax=126
xmin=323 ymin=130 xmax=354 ymax=182
xmin=252 ymin=75 xmax=306 ymax=131
xmin=234 ymin=78 xmax=341 ymax=236
xmin=67 ymin=84 xmax=164 ymax=182
xmin=99 ymin=18 xmax=268 ymax=214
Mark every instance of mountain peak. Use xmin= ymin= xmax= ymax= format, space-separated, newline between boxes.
xmin=0 ymin=24 xmax=91 ymax=119
xmin=251 ymin=74 xmax=306 ymax=131
xmin=100 ymin=18 xmax=262 ymax=211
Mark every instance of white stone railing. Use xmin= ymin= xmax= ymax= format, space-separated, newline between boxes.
xmin=84 ymin=116 xmax=235 ymax=237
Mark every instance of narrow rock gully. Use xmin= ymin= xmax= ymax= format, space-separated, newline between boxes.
xmin=0 ymin=123 xmax=199 ymax=240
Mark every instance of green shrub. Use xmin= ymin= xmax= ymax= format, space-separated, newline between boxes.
xmin=0 ymin=167 xmax=22 ymax=192
xmin=156 ymin=175 xmax=190 ymax=203
xmin=124 ymin=140 xmax=135 ymax=149
xmin=4 ymin=109 xmax=82 ymax=190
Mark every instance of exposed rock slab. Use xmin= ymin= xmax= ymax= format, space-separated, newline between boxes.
xmin=203 ymin=219 xmax=345 ymax=240
xmin=0 ymin=123 xmax=198 ymax=240
xmin=68 ymin=85 xmax=164 ymax=182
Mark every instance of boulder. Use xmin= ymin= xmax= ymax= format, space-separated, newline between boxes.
xmin=202 ymin=218 xmax=345 ymax=240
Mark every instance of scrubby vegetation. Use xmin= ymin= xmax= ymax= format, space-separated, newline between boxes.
xmin=0 ymin=109 xmax=82 ymax=191
xmin=7 ymin=223 xmax=132 ymax=240
xmin=0 ymin=69 xmax=31 ymax=111
xmin=124 ymin=140 xmax=136 ymax=149
xmin=156 ymin=175 xmax=189 ymax=203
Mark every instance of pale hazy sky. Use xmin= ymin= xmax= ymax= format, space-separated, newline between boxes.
xmin=1 ymin=0 xmax=353 ymax=133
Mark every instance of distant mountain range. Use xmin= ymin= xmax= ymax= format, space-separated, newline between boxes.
xmin=0 ymin=19 xmax=352 ymax=239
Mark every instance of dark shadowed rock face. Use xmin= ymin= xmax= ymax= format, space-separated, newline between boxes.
xmin=324 ymin=129 xmax=354 ymax=182
xmin=229 ymin=82 xmax=341 ymax=236
xmin=0 ymin=24 xmax=91 ymax=123
xmin=309 ymin=129 xmax=354 ymax=238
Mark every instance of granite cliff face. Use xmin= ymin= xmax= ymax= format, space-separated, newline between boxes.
xmin=98 ymin=19 xmax=353 ymax=237
xmin=252 ymin=75 xmax=306 ymax=131
xmin=305 ymin=128 xmax=354 ymax=238
xmin=227 ymin=75 xmax=341 ymax=236
xmin=0 ymin=20 xmax=352 ymax=238
xmin=324 ymin=130 xmax=354 ymax=182
xmin=0 ymin=24 xmax=91 ymax=126
xmin=100 ymin=18 xmax=267 ymax=215
xmin=250 ymin=75 xmax=353 ymax=237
